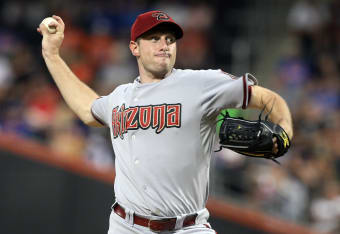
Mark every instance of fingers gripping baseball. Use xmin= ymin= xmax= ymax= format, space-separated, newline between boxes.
xmin=37 ymin=15 xmax=65 ymax=57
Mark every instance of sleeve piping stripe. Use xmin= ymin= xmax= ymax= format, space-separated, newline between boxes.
xmin=242 ymin=75 xmax=247 ymax=109
xmin=248 ymin=85 xmax=252 ymax=105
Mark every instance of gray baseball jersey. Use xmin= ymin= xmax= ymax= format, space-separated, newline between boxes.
xmin=92 ymin=68 xmax=257 ymax=218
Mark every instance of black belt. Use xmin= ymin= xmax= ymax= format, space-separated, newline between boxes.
xmin=113 ymin=203 xmax=197 ymax=232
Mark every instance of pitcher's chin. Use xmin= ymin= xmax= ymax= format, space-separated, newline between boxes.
xmin=153 ymin=66 xmax=171 ymax=78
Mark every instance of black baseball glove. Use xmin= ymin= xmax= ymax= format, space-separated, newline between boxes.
xmin=216 ymin=110 xmax=291 ymax=164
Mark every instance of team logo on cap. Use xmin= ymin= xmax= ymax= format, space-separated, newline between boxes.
xmin=152 ymin=12 xmax=170 ymax=21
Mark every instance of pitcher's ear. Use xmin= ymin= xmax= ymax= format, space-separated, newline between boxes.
xmin=129 ymin=41 xmax=140 ymax=57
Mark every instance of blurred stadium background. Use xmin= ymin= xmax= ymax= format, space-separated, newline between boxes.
xmin=0 ymin=0 xmax=339 ymax=233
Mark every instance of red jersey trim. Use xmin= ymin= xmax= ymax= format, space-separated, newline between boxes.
xmin=248 ymin=85 xmax=252 ymax=106
xmin=241 ymin=75 xmax=254 ymax=109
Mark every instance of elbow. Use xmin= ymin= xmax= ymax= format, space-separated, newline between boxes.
xmin=81 ymin=116 xmax=104 ymax=127
xmin=86 ymin=120 xmax=105 ymax=127
xmin=82 ymin=111 xmax=106 ymax=127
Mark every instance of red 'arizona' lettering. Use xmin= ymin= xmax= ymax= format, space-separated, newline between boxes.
xmin=112 ymin=103 xmax=181 ymax=139
xmin=152 ymin=105 xmax=166 ymax=133
xmin=139 ymin=106 xmax=152 ymax=129
xmin=167 ymin=104 xmax=181 ymax=127
xmin=112 ymin=107 xmax=119 ymax=138
xmin=125 ymin=107 xmax=138 ymax=130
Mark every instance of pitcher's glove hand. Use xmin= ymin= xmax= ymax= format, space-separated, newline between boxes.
xmin=217 ymin=110 xmax=291 ymax=164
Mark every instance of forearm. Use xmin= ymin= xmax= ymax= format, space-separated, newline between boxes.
xmin=249 ymin=86 xmax=293 ymax=139
xmin=43 ymin=54 xmax=100 ymax=126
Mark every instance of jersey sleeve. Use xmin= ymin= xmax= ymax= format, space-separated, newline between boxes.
xmin=91 ymin=96 xmax=110 ymax=127
xmin=200 ymin=70 xmax=258 ymax=118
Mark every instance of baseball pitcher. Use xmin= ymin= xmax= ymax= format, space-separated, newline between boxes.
xmin=37 ymin=11 xmax=293 ymax=234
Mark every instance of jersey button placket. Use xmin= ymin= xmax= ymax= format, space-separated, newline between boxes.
xmin=130 ymin=133 xmax=138 ymax=166
xmin=132 ymin=85 xmax=139 ymax=103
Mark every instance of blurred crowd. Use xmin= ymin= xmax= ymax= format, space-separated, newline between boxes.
xmin=0 ymin=0 xmax=339 ymax=233
xmin=0 ymin=0 xmax=219 ymax=169
xmin=215 ymin=1 xmax=340 ymax=233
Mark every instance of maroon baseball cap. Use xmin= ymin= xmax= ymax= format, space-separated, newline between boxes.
xmin=131 ymin=11 xmax=183 ymax=41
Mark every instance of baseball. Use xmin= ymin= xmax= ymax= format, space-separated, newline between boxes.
xmin=42 ymin=17 xmax=58 ymax=34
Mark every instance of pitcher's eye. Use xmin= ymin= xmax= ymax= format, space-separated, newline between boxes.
xmin=151 ymin=36 xmax=160 ymax=42
xmin=166 ymin=36 xmax=175 ymax=44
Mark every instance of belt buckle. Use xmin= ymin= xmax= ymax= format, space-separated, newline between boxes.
xmin=148 ymin=219 xmax=161 ymax=233
xmin=148 ymin=218 xmax=176 ymax=232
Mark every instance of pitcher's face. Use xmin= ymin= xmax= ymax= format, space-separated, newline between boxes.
xmin=131 ymin=29 xmax=177 ymax=78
